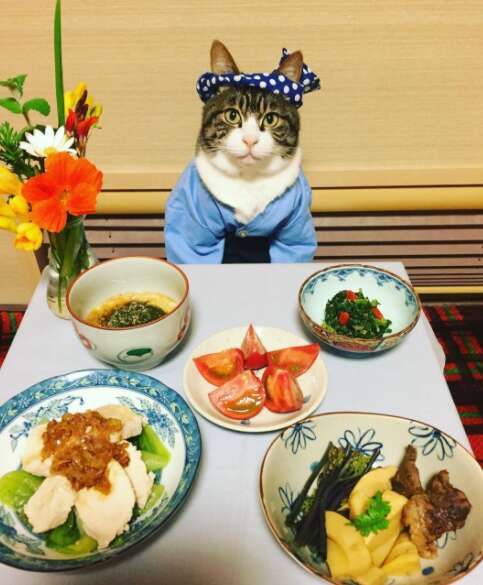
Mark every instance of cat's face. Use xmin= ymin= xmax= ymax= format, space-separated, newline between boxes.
xmin=197 ymin=41 xmax=302 ymax=168
xmin=198 ymin=87 xmax=299 ymax=166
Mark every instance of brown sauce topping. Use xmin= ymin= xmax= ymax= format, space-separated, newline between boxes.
xmin=41 ymin=411 xmax=130 ymax=494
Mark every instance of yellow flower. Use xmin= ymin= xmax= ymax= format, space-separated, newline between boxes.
xmin=0 ymin=166 xmax=23 ymax=197
xmin=0 ymin=215 xmax=18 ymax=233
xmin=64 ymin=82 xmax=87 ymax=115
xmin=64 ymin=82 xmax=102 ymax=120
xmin=14 ymin=222 xmax=43 ymax=251
xmin=8 ymin=194 xmax=29 ymax=216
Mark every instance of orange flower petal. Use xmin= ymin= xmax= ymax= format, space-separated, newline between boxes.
xmin=44 ymin=151 xmax=77 ymax=184
xmin=23 ymin=173 xmax=61 ymax=203
xmin=67 ymin=183 xmax=99 ymax=216
xmin=30 ymin=197 xmax=67 ymax=233
xmin=68 ymin=157 xmax=103 ymax=193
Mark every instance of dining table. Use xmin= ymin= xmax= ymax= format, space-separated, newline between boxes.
xmin=0 ymin=261 xmax=481 ymax=585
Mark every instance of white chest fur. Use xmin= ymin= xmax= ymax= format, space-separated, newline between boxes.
xmin=195 ymin=148 xmax=302 ymax=224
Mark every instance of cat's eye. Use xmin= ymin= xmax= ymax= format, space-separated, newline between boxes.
xmin=224 ymin=108 xmax=241 ymax=125
xmin=262 ymin=112 xmax=280 ymax=129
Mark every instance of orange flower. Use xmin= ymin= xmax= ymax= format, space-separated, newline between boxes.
xmin=22 ymin=152 xmax=103 ymax=233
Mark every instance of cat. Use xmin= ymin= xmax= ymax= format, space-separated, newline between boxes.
xmin=165 ymin=40 xmax=318 ymax=264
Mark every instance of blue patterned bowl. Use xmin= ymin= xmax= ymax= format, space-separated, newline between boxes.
xmin=0 ymin=369 xmax=201 ymax=571
xmin=298 ymin=264 xmax=421 ymax=356
xmin=260 ymin=412 xmax=483 ymax=585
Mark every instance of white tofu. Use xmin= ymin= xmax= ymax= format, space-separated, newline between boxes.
xmin=75 ymin=460 xmax=136 ymax=549
xmin=96 ymin=404 xmax=143 ymax=439
xmin=24 ymin=475 xmax=75 ymax=533
xmin=123 ymin=443 xmax=154 ymax=509
xmin=21 ymin=423 xmax=52 ymax=477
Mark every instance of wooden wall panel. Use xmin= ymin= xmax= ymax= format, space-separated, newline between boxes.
xmin=2 ymin=0 xmax=483 ymax=188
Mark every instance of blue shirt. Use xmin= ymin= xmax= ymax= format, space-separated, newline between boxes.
xmin=165 ymin=161 xmax=316 ymax=264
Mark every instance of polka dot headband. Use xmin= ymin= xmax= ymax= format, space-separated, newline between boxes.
xmin=196 ymin=48 xmax=320 ymax=108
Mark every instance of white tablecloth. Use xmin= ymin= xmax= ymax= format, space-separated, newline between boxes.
xmin=0 ymin=262 xmax=480 ymax=585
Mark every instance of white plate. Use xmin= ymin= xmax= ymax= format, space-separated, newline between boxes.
xmin=183 ymin=326 xmax=328 ymax=433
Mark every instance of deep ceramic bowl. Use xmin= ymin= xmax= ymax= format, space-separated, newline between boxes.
xmin=260 ymin=412 xmax=483 ymax=585
xmin=299 ymin=264 xmax=421 ymax=355
xmin=67 ymin=257 xmax=190 ymax=371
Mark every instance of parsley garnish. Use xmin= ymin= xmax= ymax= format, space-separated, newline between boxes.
xmin=350 ymin=491 xmax=391 ymax=536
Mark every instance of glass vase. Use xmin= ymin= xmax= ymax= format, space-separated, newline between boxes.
xmin=46 ymin=215 xmax=97 ymax=319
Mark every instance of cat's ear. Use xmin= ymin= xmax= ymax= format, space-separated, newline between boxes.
xmin=276 ymin=50 xmax=303 ymax=83
xmin=210 ymin=40 xmax=240 ymax=75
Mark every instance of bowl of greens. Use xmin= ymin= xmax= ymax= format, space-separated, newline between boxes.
xmin=259 ymin=412 xmax=483 ymax=585
xmin=298 ymin=264 xmax=421 ymax=356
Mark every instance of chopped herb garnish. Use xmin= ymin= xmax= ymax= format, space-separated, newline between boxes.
xmin=100 ymin=301 xmax=164 ymax=328
xmin=350 ymin=490 xmax=391 ymax=536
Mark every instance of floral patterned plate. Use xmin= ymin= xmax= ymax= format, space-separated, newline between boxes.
xmin=0 ymin=369 xmax=201 ymax=571
xmin=260 ymin=412 xmax=483 ymax=585
xmin=183 ymin=326 xmax=328 ymax=433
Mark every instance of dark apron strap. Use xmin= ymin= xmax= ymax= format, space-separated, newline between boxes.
xmin=222 ymin=232 xmax=271 ymax=264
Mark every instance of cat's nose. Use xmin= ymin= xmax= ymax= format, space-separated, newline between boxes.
xmin=242 ymin=136 xmax=259 ymax=148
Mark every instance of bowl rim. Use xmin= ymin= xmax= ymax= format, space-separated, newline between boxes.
xmin=298 ymin=263 xmax=422 ymax=344
xmin=259 ymin=410 xmax=483 ymax=585
xmin=66 ymin=256 xmax=190 ymax=331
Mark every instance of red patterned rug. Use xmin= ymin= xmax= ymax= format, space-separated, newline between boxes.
xmin=424 ymin=304 xmax=483 ymax=468
xmin=1 ymin=305 xmax=481 ymax=466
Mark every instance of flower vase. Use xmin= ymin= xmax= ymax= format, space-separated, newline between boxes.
xmin=46 ymin=215 xmax=97 ymax=319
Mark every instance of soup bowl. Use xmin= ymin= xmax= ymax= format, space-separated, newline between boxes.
xmin=67 ymin=257 xmax=190 ymax=371
xmin=299 ymin=264 xmax=421 ymax=356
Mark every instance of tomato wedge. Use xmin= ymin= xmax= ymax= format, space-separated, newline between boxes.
xmin=193 ymin=348 xmax=244 ymax=386
xmin=241 ymin=324 xmax=268 ymax=370
xmin=266 ymin=343 xmax=319 ymax=377
xmin=262 ymin=366 xmax=304 ymax=413
xmin=208 ymin=370 xmax=265 ymax=420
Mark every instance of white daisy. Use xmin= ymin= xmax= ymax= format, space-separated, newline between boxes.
xmin=19 ymin=126 xmax=76 ymax=158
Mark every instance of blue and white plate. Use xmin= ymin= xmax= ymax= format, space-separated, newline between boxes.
xmin=0 ymin=369 xmax=201 ymax=571
xmin=260 ymin=412 xmax=483 ymax=585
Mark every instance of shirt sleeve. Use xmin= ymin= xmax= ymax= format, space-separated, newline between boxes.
xmin=165 ymin=164 xmax=226 ymax=264
xmin=269 ymin=173 xmax=317 ymax=263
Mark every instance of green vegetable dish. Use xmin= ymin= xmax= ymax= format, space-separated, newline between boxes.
xmin=0 ymin=412 xmax=170 ymax=555
xmin=322 ymin=289 xmax=392 ymax=339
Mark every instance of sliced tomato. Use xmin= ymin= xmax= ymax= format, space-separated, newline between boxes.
xmin=371 ymin=307 xmax=384 ymax=320
xmin=262 ymin=366 xmax=304 ymax=413
xmin=208 ymin=370 xmax=265 ymax=420
xmin=193 ymin=348 xmax=244 ymax=386
xmin=345 ymin=290 xmax=358 ymax=301
xmin=338 ymin=311 xmax=350 ymax=326
xmin=241 ymin=324 xmax=268 ymax=370
xmin=266 ymin=343 xmax=319 ymax=377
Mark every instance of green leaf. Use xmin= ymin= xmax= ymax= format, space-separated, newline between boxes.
xmin=46 ymin=510 xmax=80 ymax=548
xmin=350 ymin=491 xmax=391 ymax=537
xmin=22 ymin=98 xmax=51 ymax=116
xmin=133 ymin=425 xmax=171 ymax=467
xmin=140 ymin=450 xmax=169 ymax=472
xmin=142 ymin=484 xmax=165 ymax=512
xmin=0 ymin=470 xmax=44 ymax=511
xmin=0 ymin=74 xmax=27 ymax=96
xmin=0 ymin=97 xmax=22 ymax=114
xmin=54 ymin=0 xmax=65 ymax=126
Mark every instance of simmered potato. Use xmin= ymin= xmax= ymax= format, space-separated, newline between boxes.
xmin=327 ymin=538 xmax=350 ymax=578
xmin=349 ymin=467 xmax=398 ymax=517
xmin=382 ymin=552 xmax=420 ymax=576
xmin=356 ymin=566 xmax=387 ymax=585
xmin=325 ymin=511 xmax=372 ymax=577
xmin=385 ymin=532 xmax=418 ymax=564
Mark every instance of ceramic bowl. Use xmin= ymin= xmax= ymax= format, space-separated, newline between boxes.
xmin=67 ymin=257 xmax=190 ymax=371
xmin=0 ymin=369 xmax=201 ymax=571
xmin=260 ymin=411 xmax=483 ymax=585
xmin=299 ymin=264 xmax=421 ymax=356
